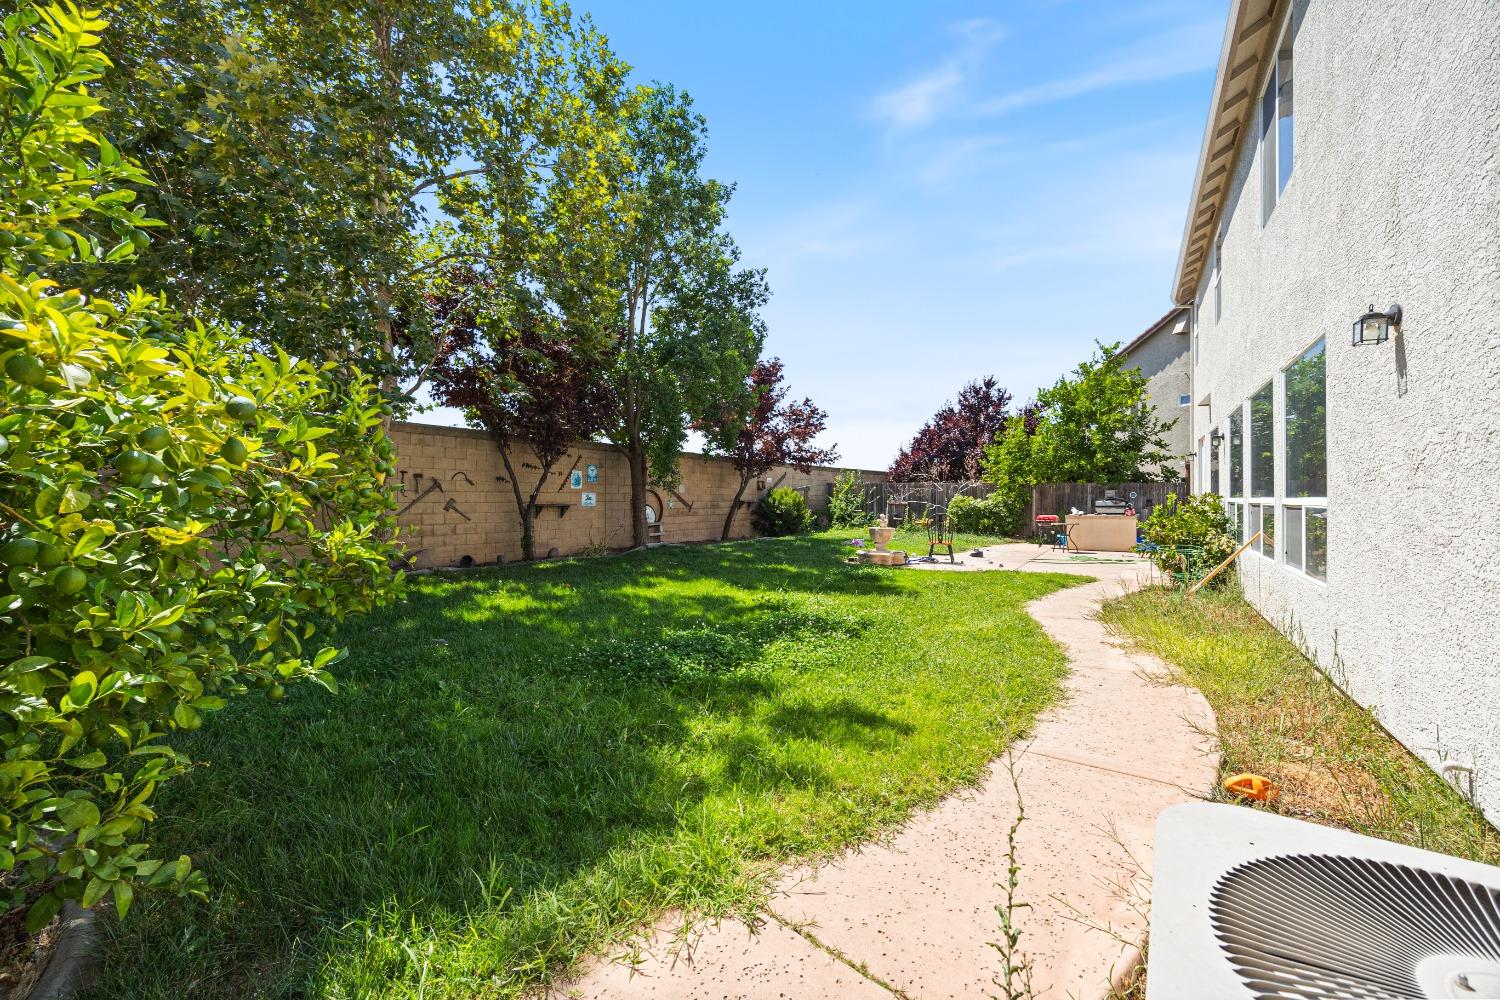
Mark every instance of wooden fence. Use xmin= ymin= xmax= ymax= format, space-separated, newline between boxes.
xmin=847 ymin=481 xmax=994 ymax=524
xmin=1026 ymin=481 xmax=1187 ymax=526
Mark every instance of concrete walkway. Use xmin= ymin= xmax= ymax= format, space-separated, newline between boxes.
xmin=554 ymin=545 xmax=1218 ymax=999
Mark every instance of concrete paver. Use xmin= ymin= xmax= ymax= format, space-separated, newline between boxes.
xmin=557 ymin=546 xmax=1217 ymax=999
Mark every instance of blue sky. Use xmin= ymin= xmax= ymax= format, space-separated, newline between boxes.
xmin=418 ymin=1 xmax=1228 ymax=470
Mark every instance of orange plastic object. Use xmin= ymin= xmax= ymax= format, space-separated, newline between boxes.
xmin=1223 ymin=773 xmax=1279 ymax=802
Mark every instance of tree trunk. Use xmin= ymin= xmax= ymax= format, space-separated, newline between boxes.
xmin=722 ymin=475 xmax=751 ymax=541
xmin=496 ymin=436 xmax=538 ymax=561
xmin=627 ymin=430 xmax=648 ymax=549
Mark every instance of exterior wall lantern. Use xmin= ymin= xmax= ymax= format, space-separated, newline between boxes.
xmin=1210 ymin=429 xmax=1225 ymax=448
xmin=1352 ymin=303 xmax=1401 ymax=346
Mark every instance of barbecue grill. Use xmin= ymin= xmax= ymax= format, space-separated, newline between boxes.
xmin=1093 ymin=490 xmax=1132 ymax=515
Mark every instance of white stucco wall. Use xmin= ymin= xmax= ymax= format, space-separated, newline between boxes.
xmin=1188 ymin=0 xmax=1500 ymax=819
xmin=1121 ymin=321 xmax=1193 ymax=474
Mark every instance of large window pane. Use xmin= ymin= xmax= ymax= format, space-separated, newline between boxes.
xmin=1210 ymin=433 xmax=1221 ymax=495
xmin=1250 ymin=383 xmax=1275 ymax=496
xmin=1260 ymin=70 xmax=1278 ymax=222
xmin=1277 ymin=28 xmax=1294 ymax=193
xmin=1306 ymin=507 xmax=1328 ymax=581
xmin=1285 ymin=506 xmax=1304 ymax=571
xmin=1230 ymin=408 xmax=1244 ymax=497
xmin=1261 ymin=504 xmax=1276 ymax=557
xmin=1285 ymin=339 xmax=1326 ymax=496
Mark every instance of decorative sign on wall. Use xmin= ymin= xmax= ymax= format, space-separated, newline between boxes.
xmin=585 ymin=463 xmax=600 ymax=484
xmin=581 ymin=491 xmax=597 ymax=508
xmin=570 ymin=470 xmax=583 ymax=489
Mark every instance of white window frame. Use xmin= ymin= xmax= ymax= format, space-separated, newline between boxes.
xmin=1259 ymin=9 xmax=1296 ymax=225
xmin=1279 ymin=336 xmax=1327 ymax=583
xmin=1247 ymin=382 xmax=1276 ymax=558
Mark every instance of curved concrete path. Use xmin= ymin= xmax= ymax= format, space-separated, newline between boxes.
xmin=554 ymin=545 xmax=1218 ymax=999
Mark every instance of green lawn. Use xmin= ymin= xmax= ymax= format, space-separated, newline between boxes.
xmin=94 ymin=533 xmax=1081 ymax=998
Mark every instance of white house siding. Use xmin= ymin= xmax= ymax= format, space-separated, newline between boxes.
xmin=1121 ymin=322 xmax=1193 ymax=475
xmin=1188 ymin=1 xmax=1500 ymax=819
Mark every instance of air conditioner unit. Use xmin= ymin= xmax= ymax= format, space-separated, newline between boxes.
xmin=1148 ymin=803 xmax=1500 ymax=999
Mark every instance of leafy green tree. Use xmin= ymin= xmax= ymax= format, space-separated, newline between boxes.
xmin=1 ymin=3 xmax=400 ymax=927
xmin=599 ymin=86 xmax=767 ymax=548
xmin=827 ymin=471 xmax=871 ymax=529
xmin=982 ymin=342 xmax=1174 ymax=532
xmin=95 ymin=0 xmax=629 ymax=397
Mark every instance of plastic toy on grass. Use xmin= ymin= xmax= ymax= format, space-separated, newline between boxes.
xmin=1223 ymin=773 xmax=1280 ymax=802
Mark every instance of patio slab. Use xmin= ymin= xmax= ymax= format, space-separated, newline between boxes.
xmin=557 ymin=550 xmax=1217 ymax=999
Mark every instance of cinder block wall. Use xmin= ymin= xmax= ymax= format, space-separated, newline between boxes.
xmin=389 ymin=421 xmax=884 ymax=568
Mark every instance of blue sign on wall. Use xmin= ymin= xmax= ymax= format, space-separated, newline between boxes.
xmin=569 ymin=469 xmax=583 ymax=489
xmin=585 ymin=463 xmax=600 ymax=484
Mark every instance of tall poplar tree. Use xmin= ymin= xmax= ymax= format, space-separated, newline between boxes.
xmin=598 ymin=85 xmax=767 ymax=547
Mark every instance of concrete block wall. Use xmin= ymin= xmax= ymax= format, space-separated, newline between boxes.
xmin=389 ymin=421 xmax=883 ymax=568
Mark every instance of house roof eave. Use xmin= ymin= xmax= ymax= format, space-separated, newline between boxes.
xmin=1170 ymin=0 xmax=1287 ymax=306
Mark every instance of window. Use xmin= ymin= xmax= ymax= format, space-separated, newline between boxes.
xmin=1306 ymin=508 xmax=1328 ymax=580
xmin=1210 ymin=237 xmax=1222 ymax=321
xmin=1249 ymin=382 xmax=1275 ymax=498
xmin=1210 ymin=430 xmax=1221 ymax=495
xmin=1260 ymin=17 xmax=1295 ymax=222
xmin=1229 ymin=407 xmax=1244 ymax=497
xmin=1282 ymin=338 xmax=1327 ymax=581
xmin=1245 ymin=502 xmax=1274 ymax=557
xmin=1179 ymin=393 xmax=1192 ymax=407
xmin=1284 ymin=339 xmax=1326 ymax=497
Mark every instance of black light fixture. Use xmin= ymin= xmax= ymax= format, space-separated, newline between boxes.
xmin=1210 ymin=429 xmax=1225 ymax=447
xmin=1352 ymin=303 xmax=1401 ymax=346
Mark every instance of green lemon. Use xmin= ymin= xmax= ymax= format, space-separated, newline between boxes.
xmin=0 ymin=537 xmax=39 ymax=565
xmin=0 ymin=230 xmax=17 ymax=248
xmin=87 ymin=727 xmax=113 ymax=749
xmin=43 ymin=228 xmax=72 ymax=252
xmin=266 ymin=684 xmax=286 ymax=702
xmin=195 ymin=617 xmax=217 ymax=637
xmin=138 ymin=426 xmax=171 ymax=451
xmin=51 ymin=566 xmax=87 ymax=596
xmin=4 ymin=353 xmax=45 ymax=386
xmin=220 ymin=436 xmax=248 ymax=466
xmin=116 ymin=449 xmax=150 ymax=476
xmin=224 ymin=396 xmax=258 ymax=422
xmin=36 ymin=543 xmax=66 ymax=567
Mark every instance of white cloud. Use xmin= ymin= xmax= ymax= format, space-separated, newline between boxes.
xmin=974 ymin=19 xmax=1222 ymax=117
xmin=867 ymin=18 xmax=1008 ymax=129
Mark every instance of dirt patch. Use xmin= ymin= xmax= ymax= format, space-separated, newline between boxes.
xmin=0 ymin=885 xmax=60 ymax=1000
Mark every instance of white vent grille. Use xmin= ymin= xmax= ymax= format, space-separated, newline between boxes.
xmin=1211 ymin=853 xmax=1500 ymax=999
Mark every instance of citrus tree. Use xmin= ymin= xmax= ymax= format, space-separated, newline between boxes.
xmin=1 ymin=2 xmax=400 ymax=929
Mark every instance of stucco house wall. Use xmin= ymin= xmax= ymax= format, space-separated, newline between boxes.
xmin=1185 ymin=1 xmax=1500 ymax=819
xmin=1117 ymin=309 xmax=1193 ymax=476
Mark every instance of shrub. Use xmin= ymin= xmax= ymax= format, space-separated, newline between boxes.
xmin=945 ymin=492 xmax=1016 ymax=536
xmin=0 ymin=4 xmax=401 ymax=928
xmin=753 ymin=487 xmax=812 ymax=536
xmin=826 ymin=470 xmax=869 ymax=529
xmin=1139 ymin=492 xmax=1237 ymax=584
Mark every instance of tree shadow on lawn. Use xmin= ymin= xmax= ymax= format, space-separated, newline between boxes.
xmin=92 ymin=536 xmax=967 ymax=998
